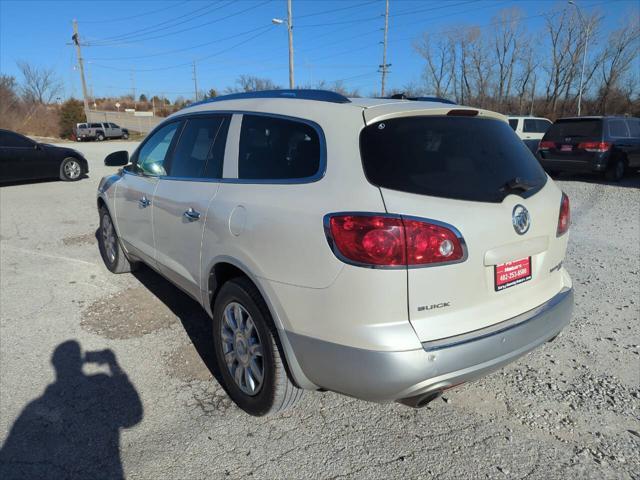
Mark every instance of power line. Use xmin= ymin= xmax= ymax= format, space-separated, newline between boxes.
xmin=87 ymin=24 xmax=273 ymax=61
xmin=86 ymin=1 xmax=231 ymax=46
xmin=295 ymin=0 xmax=378 ymax=19
xmin=77 ymin=1 xmax=189 ymax=24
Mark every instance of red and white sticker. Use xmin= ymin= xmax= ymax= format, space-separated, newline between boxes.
xmin=495 ymin=257 xmax=532 ymax=291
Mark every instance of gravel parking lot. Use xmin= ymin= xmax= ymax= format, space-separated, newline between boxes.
xmin=1 ymin=141 xmax=638 ymax=479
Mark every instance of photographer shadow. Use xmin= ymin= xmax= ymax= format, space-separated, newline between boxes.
xmin=0 ymin=341 xmax=142 ymax=480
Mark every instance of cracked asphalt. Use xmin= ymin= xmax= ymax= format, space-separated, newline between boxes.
xmin=0 ymin=141 xmax=638 ymax=479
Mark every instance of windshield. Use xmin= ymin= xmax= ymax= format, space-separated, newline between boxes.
xmin=360 ymin=116 xmax=547 ymax=203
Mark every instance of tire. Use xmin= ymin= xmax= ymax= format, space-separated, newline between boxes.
xmin=122 ymin=132 xmax=129 ymax=140
xmin=605 ymin=157 xmax=625 ymax=182
xmin=96 ymin=132 xmax=105 ymax=141
xmin=98 ymin=206 xmax=138 ymax=274
xmin=212 ymin=277 xmax=303 ymax=416
xmin=60 ymin=157 xmax=83 ymax=181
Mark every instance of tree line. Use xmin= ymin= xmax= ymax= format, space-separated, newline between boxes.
xmin=411 ymin=7 xmax=639 ymax=119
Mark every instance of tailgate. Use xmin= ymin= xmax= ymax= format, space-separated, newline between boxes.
xmin=380 ymin=184 xmax=569 ymax=341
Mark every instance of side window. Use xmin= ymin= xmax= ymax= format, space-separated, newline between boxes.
xmin=136 ymin=122 xmax=180 ymax=176
xmin=508 ymin=119 xmax=518 ymax=131
xmin=625 ymin=119 xmax=640 ymax=138
xmin=109 ymin=123 xmax=118 ymax=128
xmin=238 ymin=115 xmax=321 ymax=180
xmin=90 ymin=123 xmax=102 ymax=129
xmin=536 ymin=120 xmax=552 ymax=133
xmin=608 ymin=119 xmax=629 ymax=138
xmin=168 ymin=116 xmax=229 ymax=179
xmin=1 ymin=132 xmax=34 ymax=148
xmin=523 ymin=119 xmax=536 ymax=133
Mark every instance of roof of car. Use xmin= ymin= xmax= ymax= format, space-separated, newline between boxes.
xmin=507 ymin=116 xmax=551 ymax=120
xmin=172 ymin=89 xmax=507 ymax=125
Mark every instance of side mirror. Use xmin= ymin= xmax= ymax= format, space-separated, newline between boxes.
xmin=104 ymin=150 xmax=129 ymax=167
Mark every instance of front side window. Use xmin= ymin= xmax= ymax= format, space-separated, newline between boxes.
xmin=169 ymin=116 xmax=229 ymax=179
xmin=238 ymin=115 xmax=321 ymax=180
xmin=608 ymin=119 xmax=629 ymax=138
xmin=136 ymin=122 xmax=180 ymax=176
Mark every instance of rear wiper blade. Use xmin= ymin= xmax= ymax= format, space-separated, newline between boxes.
xmin=500 ymin=177 xmax=537 ymax=193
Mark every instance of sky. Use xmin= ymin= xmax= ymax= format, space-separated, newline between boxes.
xmin=0 ymin=0 xmax=638 ymax=101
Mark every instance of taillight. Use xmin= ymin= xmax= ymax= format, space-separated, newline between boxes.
xmin=557 ymin=193 xmax=570 ymax=236
xmin=577 ymin=141 xmax=611 ymax=152
xmin=538 ymin=140 xmax=555 ymax=150
xmin=326 ymin=214 xmax=465 ymax=267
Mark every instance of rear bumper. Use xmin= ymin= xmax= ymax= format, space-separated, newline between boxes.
xmin=286 ymin=287 xmax=573 ymax=402
xmin=538 ymin=153 xmax=609 ymax=172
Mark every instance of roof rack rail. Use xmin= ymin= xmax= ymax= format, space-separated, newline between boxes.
xmin=388 ymin=93 xmax=456 ymax=105
xmin=189 ymin=89 xmax=351 ymax=107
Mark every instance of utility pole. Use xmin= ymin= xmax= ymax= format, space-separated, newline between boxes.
xmin=569 ymin=0 xmax=589 ymax=116
xmin=287 ymin=0 xmax=294 ymax=89
xmin=71 ymin=20 xmax=90 ymax=117
xmin=130 ymin=69 xmax=136 ymax=107
xmin=192 ymin=61 xmax=199 ymax=102
xmin=379 ymin=0 xmax=390 ymax=97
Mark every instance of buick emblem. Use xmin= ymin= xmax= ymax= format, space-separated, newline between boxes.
xmin=512 ymin=204 xmax=530 ymax=235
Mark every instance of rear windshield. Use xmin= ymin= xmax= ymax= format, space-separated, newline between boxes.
xmin=543 ymin=119 xmax=602 ymax=141
xmin=360 ymin=116 xmax=547 ymax=203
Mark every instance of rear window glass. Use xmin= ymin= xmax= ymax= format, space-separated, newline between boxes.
xmin=543 ymin=119 xmax=602 ymax=141
xmin=360 ymin=116 xmax=547 ymax=203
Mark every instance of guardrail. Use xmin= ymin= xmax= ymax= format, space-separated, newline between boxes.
xmin=86 ymin=110 xmax=163 ymax=133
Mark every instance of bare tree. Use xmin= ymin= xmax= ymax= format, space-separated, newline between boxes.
xmin=17 ymin=61 xmax=62 ymax=104
xmin=226 ymin=75 xmax=281 ymax=93
xmin=414 ymin=33 xmax=454 ymax=98
xmin=595 ymin=15 xmax=640 ymax=113
xmin=491 ymin=8 xmax=523 ymax=108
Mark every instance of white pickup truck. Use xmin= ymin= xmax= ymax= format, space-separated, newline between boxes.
xmin=75 ymin=122 xmax=129 ymax=141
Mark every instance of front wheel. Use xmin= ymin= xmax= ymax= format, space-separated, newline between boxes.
xmin=98 ymin=206 xmax=137 ymax=273
xmin=60 ymin=157 xmax=83 ymax=181
xmin=212 ymin=277 xmax=303 ymax=416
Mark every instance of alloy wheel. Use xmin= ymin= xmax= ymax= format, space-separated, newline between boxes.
xmin=64 ymin=160 xmax=81 ymax=179
xmin=220 ymin=302 xmax=264 ymax=396
xmin=101 ymin=214 xmax=117 ymax=264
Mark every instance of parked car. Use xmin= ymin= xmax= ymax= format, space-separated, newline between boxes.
xmin=0 ymin=129 xmax=88 ymax=183
xmin=76 ymin=122 xmax=129 ymax=141
xmin=508 ymin=116 xmax=552 ymax=153
xmin=537 ymin=116 xmax=640 ymax=181
xmin=97 ymin=90 xmax=573 ymax=416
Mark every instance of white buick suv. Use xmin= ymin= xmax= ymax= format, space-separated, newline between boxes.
xmin=97 ymin=90 xmax=573 ymax=416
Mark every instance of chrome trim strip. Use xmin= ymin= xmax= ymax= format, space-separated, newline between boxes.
xmin=421 ymin=287 xmax=572 ymax=351
xmin=322 ymin=211 xmax=468 ymax=270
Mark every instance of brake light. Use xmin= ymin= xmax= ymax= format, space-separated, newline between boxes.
xmin=326 ymin=214 xmax=465 ymax=267
xmin=577 ymin=141 xmax=611 ymax=152
xmin=538 ymin=140 xmax=555 ymax=150
xmin=557 ymin=193 xmax=570 ymax=236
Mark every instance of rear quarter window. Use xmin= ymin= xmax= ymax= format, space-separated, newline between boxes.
xmin=360 ymin=116 xmax=547 ymax=203
xmin=608 ymin=119 xmax=630 ymax=138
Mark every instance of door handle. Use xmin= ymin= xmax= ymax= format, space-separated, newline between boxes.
xmin=138 ymin=196 xmax=151 ymax=208
xmin=183 ymin=207 xmax=201 ymax=221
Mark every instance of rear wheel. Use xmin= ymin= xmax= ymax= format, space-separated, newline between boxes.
xmin=122 ymin=132 xmax=129 ymax=140
xmin=60 ymin=157 xmax=83 ymax=181
xmin=605 ymin=158 xmax=625 ymax=182
xmin=212 ymin=277 xmax=303 ymax=416
xmin=98 ymin=206 xmax=137 ymax=273
xmin=96 ymin=132 xmax=105 ymax=141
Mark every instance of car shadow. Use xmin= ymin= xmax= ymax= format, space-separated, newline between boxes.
xmin=0 ymin=341 xmax=142 ymax=480
xmin=0 ymin=175 xmax=89 ymax=187
xmin=131 ymin=264 xmax=226 ymax=387
xmin=551 ymin=168 xmax=640 ymax=189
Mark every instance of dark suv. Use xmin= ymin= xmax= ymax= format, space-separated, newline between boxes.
xmin=536 ymin=116 xmax=640 ymax=181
